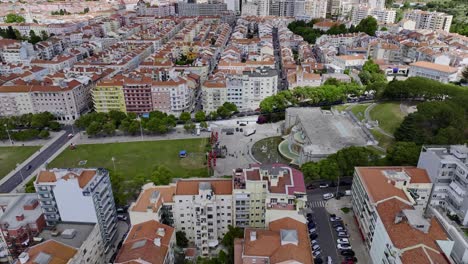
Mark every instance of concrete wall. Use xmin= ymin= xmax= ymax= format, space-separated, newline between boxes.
xmin=53 ymin=180 xmax=98 ymax=223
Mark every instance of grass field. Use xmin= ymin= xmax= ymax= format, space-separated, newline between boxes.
xmin=332 ymin=104 xmax=349 ymax=112
xmin=49 ymin=138 xmax=210 ymax=179
xmin=370 ymin=129 xmax=394 ymax=150
xmin=350 ymin=104 xmax=370 ymax=121
xmin=370 ymin=102 xmax=405 ymax=135
xmin=0 ymin=146 xmax=40 ymax=179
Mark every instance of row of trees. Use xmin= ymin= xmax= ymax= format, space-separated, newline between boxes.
xmin=0 ymin=26 xmax=49 ymax=44
xmin=301 ymin=143 xmax=422 ymax=181
xmin=0 ymin=112 xmax=59 ymax=141
xmin=259 ymin=81 xmax=364 ymax=113
xmin=51 ymin=9 xmax=71 ymax=16
xmin=288 ymin=16 xmax=379 ymax=44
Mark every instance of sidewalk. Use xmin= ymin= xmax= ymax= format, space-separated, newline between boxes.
xmin=0 ymin=131 xmax=66 ymax=189
xmin=325 ymin=196 xmax=370 ymax=264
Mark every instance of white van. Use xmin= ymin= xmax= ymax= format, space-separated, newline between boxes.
xmin=345 ymin=190 xmax=352 ymax=196
xmin=196 ymin=128 xmax=200 ymax=136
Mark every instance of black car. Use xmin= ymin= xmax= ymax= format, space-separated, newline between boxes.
xmin=309 ymin=233 xmax=318 ymax=240
xmin=308 ymin=222 xmax=316 ymax=228
xmin=340 ymin=250 xmax=355 ymax=257
xmin=314 ymin=258 xmax=323 ymax=264
xmin=26 ymin=165 xmax=32 ymax=171
xmin=332 ymin=222 xmax=343 ymax=228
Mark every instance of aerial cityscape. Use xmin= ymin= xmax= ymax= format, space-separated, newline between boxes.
xmin=0 ymin=0 xmax=467 ymax=263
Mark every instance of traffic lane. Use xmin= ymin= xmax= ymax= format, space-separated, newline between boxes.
xmin=310 ymin=207 xmax=339 ymax=263
xmin=0 ymin=126 xmax=73 ymax=193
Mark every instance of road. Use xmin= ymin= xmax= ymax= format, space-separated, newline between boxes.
xmin=306 ymin=184 xmax=351 ymax=263
xmin=0 ymin=126 xmax=74 ymax=193
xmin=272 ymin=27 xmax=288 ymax=91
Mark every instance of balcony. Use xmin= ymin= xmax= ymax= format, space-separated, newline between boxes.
xmin=267 ymin=203 xmax=295 ymax=210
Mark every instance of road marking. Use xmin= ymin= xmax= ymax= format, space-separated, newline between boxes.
xmin=306 ymin=201 xmax=326 ymax=208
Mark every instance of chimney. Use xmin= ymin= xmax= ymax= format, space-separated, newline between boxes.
xmin=250 ymin=231 xmax=256 ymax=241
xmin=157 ymin=227 xmax=165 ymax=237
xmin=154 ymin=237 xmax=161 ymax=247
xmin=16 ymin=214 xmax=25 ymax=221
xmin=18 ymin=252 xmax=29 ymax=264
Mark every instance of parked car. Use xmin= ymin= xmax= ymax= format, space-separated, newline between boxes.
xmin=307 ymin=183 xmax=315 ymax=190
xmin=308 ymin=222 xmax=316 ymax=229
xmin=306 ymin=213 xmax=313 ymax=219
xmin=310 ymin=233 xmax=318 ymax=240
xmin=312 ymin=245 xmax=321 ymax=251
xmin=327 ymin=256 xmax=333 ymax=264
xmin=311 ymin=240 xmax=319 ymax=245
xmin=330 ymin=216 xmax=342 ymax=222
xmin=337 ymin=238 xmax=350 ymax=244
xmin=117 ymin=215 xmax=128 ymax=221
xmin=335 ymin=226 xmax=346 ymax=232
xmin=344 ymin=256 xmax=358 ymax=262
xmin=345 ymin=190 xmax=352 ymax=196
xmin=332 ymin=222 xmax=344 ymax=228
xmin=312 ymin=250 xmax=321 ymax=258
xmin=323 ymin=193 xmax=334 ymax=200
xmin=239 ymin=123 xmax=247 ymax=126
xmin=314 ymin=258 xmax=323 ymax=264
xmin=337 ymin=232 xmax=349 ymax=238
xmin=340 ymin=250 xmax=355 ymax=257
xmin=319 ymin=183 xmax=329 ymax=188
xmin=337 ymin=243 xmax=352 ymax=250
xmin=309 ymin=228 xmax=317 ymax=234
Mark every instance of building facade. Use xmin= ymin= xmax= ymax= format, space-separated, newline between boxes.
xmin=408 ymin=61 xmax=458 ymax=84
xmin=34 ymin=168 xmax=118 ymax=253
xmin=404 ymin=10 xmax=453 ymax=32
xmin=92 ymin=79 xmax=126 ymax=113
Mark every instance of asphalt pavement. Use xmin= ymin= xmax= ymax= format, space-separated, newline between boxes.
xmin=0 ymin=126 xmax=74 ymax=193
xmin=306 ymin=185 xmax=351 ymax=264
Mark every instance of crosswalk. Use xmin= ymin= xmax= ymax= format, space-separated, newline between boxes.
xmin=306 ymin=201 xmax=327 ymax=208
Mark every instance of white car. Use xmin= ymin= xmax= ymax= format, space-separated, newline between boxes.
xmin=309 ymin=228 xmax=317 ymax=234
xmin=311 ymin=239 xmax=319 ymax=245
xmin=313 ymin=251 xmax=321 ymax=258
xmin=337 ymin=238 xmax=349 ymax=244
xmin=330 ymin=216 xmax=342 ymax=222
xmin=323 ymin=193 xmax=334 ymax=200
xmin=312 ymin=245 xmax=321 ymax=251
xmin=337 ymin=243 xmax=352 ymax=250
xmin=319 ymin=183 xmax=329 ymax=188
xmin=335 ymin=226 xmax=345 ymax=232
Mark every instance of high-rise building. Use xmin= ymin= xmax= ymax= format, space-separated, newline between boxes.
xmin=352 ymin=166 xmax=452 ymax=264
xmin=404 ymin=10 xmax=453 ymax=32
xmin=34 ymin=168 xmax=118 ymax=253
xmin=418 ymin=145 xmax=468 ymax=226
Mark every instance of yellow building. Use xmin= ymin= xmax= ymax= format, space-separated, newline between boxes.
xmin=92 ymin=79 xmax=126 ymax=113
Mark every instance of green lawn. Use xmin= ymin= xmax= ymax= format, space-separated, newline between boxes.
xmin=0 ymin=146 xmax=40 ymax=179
xmin=369 ymin=102 xmax=405 ymax=135
xmin=332 ymin=104 xmax=349 ymax=112
xmin=370 ymin=129 xmax=394 ymax=150
xmin=350 ymin=104 xmax=370 ymax=121
xmin=49 ymin=138 xmax=210 ymax=179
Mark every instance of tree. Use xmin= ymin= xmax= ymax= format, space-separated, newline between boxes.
xmin=355 ymin=16 xmax=378 ymax=36
xmin=223 ymin=102 xmax=238 ymax=113
xmin=5 ymin=13 xmax=26 ymax=23
xmin=386 ymin=142 xmax=421 ymax=166
xmin=108 ymin=110 xmax=127 ymax=127
xmin=38 ymin=130 xmax=50 ymax=139
xmin=150 ymin=165 xmax=173 ymax=185
xmin=176 ymin=231 xmax=189 ymax=248
xmin=28 ymin=30 xmax=42 ymax=44
xmin=183 ymin=121 xmax=196 ymax=132
xmin=102 ymin=122 xmax=116 ymax=136
xmin=462 ymin=66 xmax=468 ymax=82
xmin=48 ymin=121 xmax=60 ymax=131
xmin=179 ymin=112 xmax=191 ymax=123
xmin=31 ymin=112 xmax=54 ymax=129
xmin=86 ymin=121 xmax=101 ymax=136
xmin=221 ymin=225 xmax=244 ymax=264
xmin=195 ymin=111 xmax=206 ymax=122
xmin=127 ymin=120 xmax=140 ymax=135
xmin=40 ymin=30 xmax=48 ymax=41
xmin=200 ymin=121 xmax=208 ymax=129
xmin=83 ymin=7 xmax=90 ymax=13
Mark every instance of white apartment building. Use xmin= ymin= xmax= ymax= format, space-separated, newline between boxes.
xmin=332 ymin=54 xmax=367 ymax=69
xmin=172 ymin=179 xmax=233 ymax=256
xmin=0 ymin=76 xmax=94 ymax=122
xmin=368 ymin=0 xmax=384 ymax=10
xmin=202 ymin=78 xmax=228 ymax=113
xmin=232 ymin=164 xmax=307 ymax=229
xmin=352 ymin=166 xmax=453 ymax=264
xmin=297 ymin=0 xmax=327 ymax=19
xmin=241 ymin=67 xmax=278 ymax=111
xmin=418 ymin=145 xmax=468 ymax=226
xmin=409 ymin=61 xmax=458 ymax=84
xmin=404 ymin=10 xmax=453 ymax=32
xmin=351 ymin=6 xmax=396 ymax=25
xmin=0 ymin=40 xmax=36 ymax=64
xmin=34 ymin=168 xmax=118 ymax=254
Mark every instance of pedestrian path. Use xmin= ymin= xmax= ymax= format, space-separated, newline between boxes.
xmin=306 ymin=200 xmax=327 ymax=208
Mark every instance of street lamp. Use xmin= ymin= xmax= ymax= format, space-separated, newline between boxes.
xmin=111 ymin=157 xmax=116 ymax=172
xmin=136 ymin=117 xmax=144 ymax=140
xmin=4 ymin=124 xmax=12 ymax=145
xmin=17 ymin=163 xmax=24 ymax=183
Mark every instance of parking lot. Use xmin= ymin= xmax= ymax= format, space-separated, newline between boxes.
xmin=304 ymin=184 xmax=370 ymax=264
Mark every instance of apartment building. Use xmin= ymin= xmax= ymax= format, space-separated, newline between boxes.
xmin=38 ymin=222 xmax=106 ymax=264
xmin=241 ymin=67 xmax=278 ymax=110
xmin=234 ymin=217 xmax=313 ymax=264
xmin=34 ymin=168 xmax=118 ymax=253
xmin=92 ymin=79 xmax=126 ymax=113
xmin=404 ymin=10 xmax=453 ymax=32
xmin=177 ymin=3 xmax=228 ymax=16
xmin=232 ymin=164 xmax=307 ymax=229
xmin=408 ymin=61 xmax=458 ymax=84
xmin=351 ymin=6 xmax=396 ymax=25
xmin=172 ymin=179 xmax=233 ymax=256
xmin=352 ymin=166 xmax=452 ymax=264
xmin=115 ymin=220 xmax=175 ymax=264
xmin=0 ymin=194 xmax=45 ymax=260
xmin=332 ymin=54 xmax=367 ymax=69
xmin=202 ymin=78 xmax=227 ymax=113
xmin=0 ymin=40 xmax=35 ymax=64
xmin=417 ymin=145 xmax=468 ymax=226
xmin=15 ymin=240 xmax=80 ymax=264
